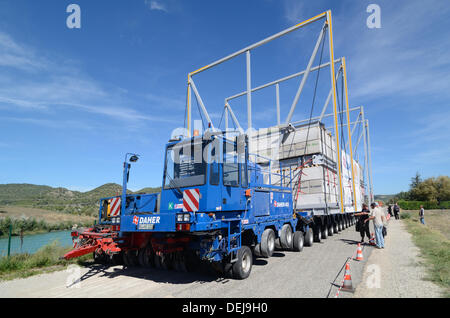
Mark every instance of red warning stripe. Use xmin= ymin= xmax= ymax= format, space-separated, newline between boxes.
xmin=183 ymin=189 xmax=199 ymax=212
xmin=110 ymin=197 xmax=121 ymax=216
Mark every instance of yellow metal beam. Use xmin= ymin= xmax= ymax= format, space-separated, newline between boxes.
xmin=327 ymin=10 xmax=345 ymax=213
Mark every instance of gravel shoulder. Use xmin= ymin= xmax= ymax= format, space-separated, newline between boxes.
xmin=353 ymin=218 xmax=444 ymax=298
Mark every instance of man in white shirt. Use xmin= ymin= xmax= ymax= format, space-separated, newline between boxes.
xmin=364 ymin=202 xmax=386 ymax=249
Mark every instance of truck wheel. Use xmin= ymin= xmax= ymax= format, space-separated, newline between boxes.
xmin=138 ymin=246 xmax=154 ymax=268
xmin=280 ymin=224 xmax=293 ymax=250
xmin=112 ymin=252 xmax=124 ymax=265
xmin=333 ymin=222 xmax=339 ymax=233
xmin=260 ymin=228 xmax=275 ymax=258
xmin=338 ymin=221 xmax=343 ymax=231
xmin=123 ymin=250 xmax=138 ymax=267
xmin=292 ymin=231 xmax=304 ymax=252
xmin=328 ymin=225 xmax=334 ymax=236
xmin=232 ymin=246 xmax=252 ymax=280
xmin=321 ymin=226 xmax=328 ymax=239
xmin=93 ymin=251 xmax=107 ymax=265
xmin=314 ymin=225 xmax=322 ymax=243
xmin=253 ymin=243 xmax=262 ymax=257
xmin=304 ymin=228 xmax=313 ymax=246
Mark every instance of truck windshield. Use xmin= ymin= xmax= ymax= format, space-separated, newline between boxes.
xmin=164 ymin=139 xmax=207 ymax=189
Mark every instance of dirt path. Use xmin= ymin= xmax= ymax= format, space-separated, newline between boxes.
xmin=354 ymin=218 xmax=444 ymax=298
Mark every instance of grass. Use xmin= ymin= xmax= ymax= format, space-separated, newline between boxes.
xmin=401 ymin=209 xmax=450 ymax=297
xmin=0 ymin=240 xmax=94 ymax=281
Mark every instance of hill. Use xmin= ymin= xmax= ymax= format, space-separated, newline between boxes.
xmin=374 ymin=194 xmax=397 ymax=203
xmin=0 ymin=183 xmax=161 ymax=216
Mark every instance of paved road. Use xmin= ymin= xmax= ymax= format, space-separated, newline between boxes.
xmin=0 ymin=223 xmax=374 ymax=298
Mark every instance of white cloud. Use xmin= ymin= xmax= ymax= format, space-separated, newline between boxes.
xmin=145 ymin=0 xmax=168 ymax=12
xmin=0 ymin=31 xmax=177 ymax=126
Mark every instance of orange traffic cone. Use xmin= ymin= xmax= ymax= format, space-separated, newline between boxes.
xmin=341 ymin=263 xmax=354 ymax=292
xmin=355 ymin=243 xmax=364 ymax=261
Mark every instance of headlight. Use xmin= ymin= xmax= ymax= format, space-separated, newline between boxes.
xmin=183 ymin=214 xmax=190 ymax=222
xmin=177 ymin=214 xmax=183 ymax=222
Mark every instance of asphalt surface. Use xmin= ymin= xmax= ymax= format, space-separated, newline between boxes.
xmin=0 ymin=221 xmax=375 ymax=298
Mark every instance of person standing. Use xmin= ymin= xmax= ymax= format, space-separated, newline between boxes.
xmin=393 ymin=203 xmax=400 ymax=220
xmin=388 ymin=204 xmax=393 ymax=217
xmin=419 ymin=205 xmax=425 ymax=225
xmin=365 ymin=202 xmax=386 ymax=249
xmin=354 ymin=203 xmax=371 ymax=243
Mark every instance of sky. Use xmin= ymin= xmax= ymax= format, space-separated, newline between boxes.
xmin=0 ymin=0 xmax=449 ymax=194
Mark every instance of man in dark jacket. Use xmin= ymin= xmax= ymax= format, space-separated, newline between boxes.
xmin=354 ymin=203 xmax=371 ymax=243
xmin=393 ymin=203 xmax=400 ymax=220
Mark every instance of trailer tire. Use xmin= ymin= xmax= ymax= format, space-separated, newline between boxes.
xmin=333 ymin=222 xmax=339 ymax=233
xmin=93 ymin=251 xmax=107 ymax=265
xmin=280 ymin=224 xmax=293 ymax=250
xmin=260 ymin=228 xmax=275 ymax=258
xmin=328 ymin=225 xmax=334 ymax=236
xmin=314 ymin=225 xmax=322 ymax=243
xmin=292 ymin=231 xmax=304 ymax=252
xmin=321 ymin=226 xmax=328 ymax=239
xmin=138 ymin=246 xmax=154 ymax=268
xmin=253 ymin=243 xmax=262 ymax=257
xmin=123 ymin=250 xmax=138 ymax=267
xmin=112 ymin=252 xmax=124 ymax=265
xmin=233 ymin=246 xmax=252 ymax=280
xmin=304 ymin=228 xmax=313 ymax=247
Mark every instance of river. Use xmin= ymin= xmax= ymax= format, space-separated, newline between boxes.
xmin=0 ymin=230 xmax=73 ymax=256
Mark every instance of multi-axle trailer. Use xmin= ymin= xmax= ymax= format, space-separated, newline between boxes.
xmin=64 ymin=10 xmax=373 ymax=280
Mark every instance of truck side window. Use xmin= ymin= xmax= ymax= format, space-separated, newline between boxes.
xmin=210 ymin=162 xmax=219 ymax=185
xmin=241 ymin=163 xmax=248 ymax=188
xmin=223 ymin=141 xmax=239 ymax=187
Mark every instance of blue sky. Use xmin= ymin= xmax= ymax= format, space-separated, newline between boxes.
xmin=0 ymin=0 xmax=449 ymax=194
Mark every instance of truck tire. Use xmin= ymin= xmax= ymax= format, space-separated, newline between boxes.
xmin=253 ymin=243 xmax=262 ymax=257
xmin=321 ymin=226 xmax=328 ymax=239
xmin=292 ymin=231 xmax=304 ymax=252
xmin=232 ymin=246 xmax=252 ymax=280
xmin=304 ymin=228 xmax=313 ymax=246
xmin=260 ymin=228 xmax=275 ymax=258
xmin=328 ymin=225 xmax=334 ymax=236
xmin=333 ymin=222 xmax=339 ymax=233
xmin=112 ymin=252 xmax=124 ymax=265
xmin=338 ymin=220 xmax=343 ymax=231
xmin=123 ymin=250 xmax=138 ymax=267
xmin=280 ymin=224 xmax=293 ymax=250
xmin=314 ymin=225 xmax=322 ymax=243
xmin=93 ymin=251 xmax=107 ymax=265
xmin=138 ymin=246 xmax=154 ymax=268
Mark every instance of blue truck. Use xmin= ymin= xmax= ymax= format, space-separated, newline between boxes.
xmin=64 ymin=131 xmax=355 ymax=279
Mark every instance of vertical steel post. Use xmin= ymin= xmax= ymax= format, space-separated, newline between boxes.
xmin=326 ymin=11 xmax=345 ymax=213
xmin=225 ymin=104 xmax=229 ymax=130
xmin=342 ymin=58 xmax=358 ymax=212
xmin=246 ymin=50 xmax=252 ymax=129
xmin=187 ymin=76 xmax=192 ymax=137
xmin=276 ymin=83 xmax=281 ymax=126
xmin=361 ymin=108 xmax=371 ymax=204
xmin=7 ymin=223 xmax=12 ymax=257
xmin=366 ymin=120 xmax=374 ymax=203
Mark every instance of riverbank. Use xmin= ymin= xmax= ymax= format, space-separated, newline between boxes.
xmin=0 ymin=241 xmax=93 ymax=281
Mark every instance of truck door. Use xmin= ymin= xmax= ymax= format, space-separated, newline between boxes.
xmin=221 ymin=137 xmax=246 ymax=211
